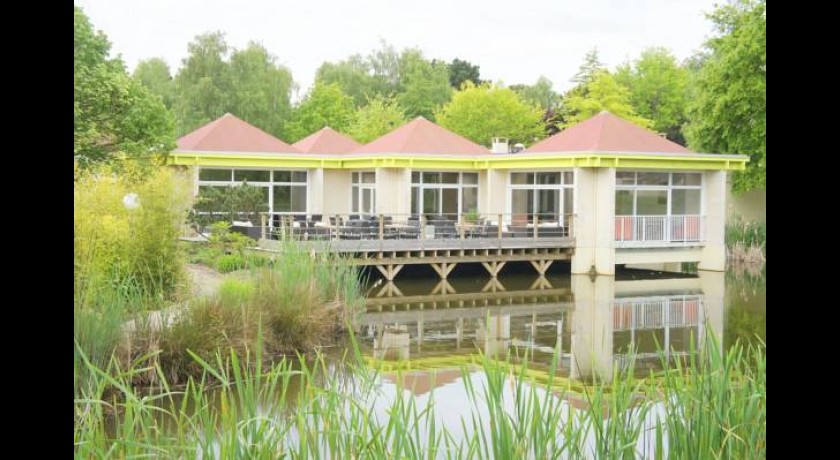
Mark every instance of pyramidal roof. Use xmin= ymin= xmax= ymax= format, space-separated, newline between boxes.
xmin=526 ymin=111 xmax=692 ymax=154
xmin=292 ymin=127 xmax=361 ymax=154
xmin=176 ymin=113 xmax=300 ymax=153
xmin=352 ymin=117 xmax=489 ymax=155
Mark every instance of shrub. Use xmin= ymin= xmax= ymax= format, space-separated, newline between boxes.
xmin=74 ymin=164 xmax=191 ymax=311
xmin=215 ymin=254 xmax=246 ymax=273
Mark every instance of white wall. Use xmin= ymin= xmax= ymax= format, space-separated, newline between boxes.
xmin=572 ymin=167 xmax=616 ymax=275
xmin=699 ymin=170 xmax=727 ymax=271
xmin=321 ymin=169 xmax=352 ymax=216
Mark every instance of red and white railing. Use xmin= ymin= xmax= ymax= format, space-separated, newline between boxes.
xmin=614 ymin=215 xmax=704 ymax=247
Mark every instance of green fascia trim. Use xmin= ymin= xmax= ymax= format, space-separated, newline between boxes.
xmin=170 ymin=152 xmax=747 ymax=171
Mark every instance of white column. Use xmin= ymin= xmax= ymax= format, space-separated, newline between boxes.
xmin=309 ymin=168 xmax=324 ymax=215
xmin=572 ymin=167 xmax=616 ymax=275
xmin=375 ymin=168 xmax=409 ymax=216
xmin=698 ymin=270 xmax=725 ymax=351
xmin=476 ymin=314 xmax=510 ymax=358
xmin=569 ymin=274 xmax=615 ymax=383
xmin=483 ymin=169 xmax=507 ymax=216
xmin=699 ymin=170 xmax=727 ymax=271
xmin=321 ymin=169 xmax=351 ymax=216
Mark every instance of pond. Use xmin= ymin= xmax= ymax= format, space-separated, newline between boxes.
xmin=350 ymin=263 xmax=765 ymax=382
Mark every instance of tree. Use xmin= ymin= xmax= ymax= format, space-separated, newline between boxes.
xmin=74 ymin=6 xmax=175 ymax=164
xmin=348 ymin=95 xmax=407 ymax=143
xmin=511 ymin=76 xmax=560 ymax=110
xmin=448 ymin=58 xmax=482 ymax=89
xmin=284 ymin=82 xmax=356 ymax=142
xmin=435 ymin=82 xmax=544 ymax=146
xmin=615 ymin=47 xmax=690 ymax=144
xmin=228 ymin=42 xmax=294 ymax=137
xmin=172 ymin=32 xmax=232 ymax=135
xmin=397 ymin=49 xmax=452 ymax=120
xmin=561 ymin=71 xmax=652 ymax=128
xmin=316 ymin=56 xmax=378 ymax=107
xmin=133 ymin=58 xmax=175 ymax=109
xmin=315 ymin=41 xmax=401 ymax=107
xmin=571 ymin=48 xmax=605 ymax=86
xmin=686 ymin=0 xmax=766 ymax=192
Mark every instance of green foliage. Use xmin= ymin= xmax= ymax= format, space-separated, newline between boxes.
xmin=158 ymin=243 xmax=363 ymax=381
xmin=348 ymin=95 xmax=407 ymax=143
xmin=172 ymin=31 xmax=232 ymax=135
xmin=510 ymin=76 xmax=560 ymax=110
xmin=316 ymin=42 xmax=455 ymax=119
xmin=571 ymin=47 xmax=605 ymax=86
xmin=133 ymin=57 xmax=175 ymax=109
xmin=190 ymin=182 xmax=268 ymax=228
xmin=75 ymin=330 xmax=765 ymax=458
xmin=436 ymin=82 xmax=544 ymax=146
xmin=686 ymin=0 xmax=766 ymax=192
xmin=397 ymin=49 xmax=452 ymax=119
xmin=171 ymin=34 xmax=295 ymax=139
xmin=316 ymin=55 xmax=384 ymax=107
xmin=74 ymin=164 xmax=191 ymax=312
xmin=207 ymin=222 xmax=252 ymax=253
xmin=74 ymin=6 xmax=175 ymax=164
xmin=215 ymin=254 xmax=246 ymax=273
xmin=725 ymin=215 xmax=766 ymax=260
xmin=315 ymin=41 xmax=401 ymax=107
xmin=615 ymin=47 xmax=690 ymax=144
xmin=228 ymin=42 xmax=295 ymax=137
xmin=284 ymin=82 xmax=356 ymax=142
xmin=561 ymin=71 xmax=654 ymax=128
xmin=448 ymin=58 xmax=483 ymax=88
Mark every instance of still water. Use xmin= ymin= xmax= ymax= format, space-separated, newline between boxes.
xmin=351 ymin=264 xmax=766 ymax=383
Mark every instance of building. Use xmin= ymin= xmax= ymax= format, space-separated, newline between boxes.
xmin=170 ymin=112 xmax=747 ymax=275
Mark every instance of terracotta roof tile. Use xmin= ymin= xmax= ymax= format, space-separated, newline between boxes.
xmin=176 ymin=113 xmax=300 ymax=153
xmin=292 ymin=127 xmax=361 ymax=154
xmin=352 ymin=117 xmax=488 ymax=155
xmin=526 ymin=111 xmax=692 ymax=154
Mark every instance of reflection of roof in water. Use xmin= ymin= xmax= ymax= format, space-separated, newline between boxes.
xmin=383 ymin=369 xmax=465 ymax=396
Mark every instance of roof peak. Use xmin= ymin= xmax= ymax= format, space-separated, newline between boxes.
xmin=352 ymin=117 xmax=488 ymax=155
xmin=526 ymin=111 xmax=692 ymax=154
xmin=176 ymin=113 xmax=299 ymax=153
xmin=293 ymin=126 xmax=361 ymax=153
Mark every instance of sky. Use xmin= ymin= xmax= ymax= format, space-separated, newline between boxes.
xmin=76 ymin=0 xmax=720 ymax=98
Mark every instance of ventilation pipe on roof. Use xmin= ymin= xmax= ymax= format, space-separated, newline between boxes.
xmin=491 ymin=137 xmax=509 ymax=154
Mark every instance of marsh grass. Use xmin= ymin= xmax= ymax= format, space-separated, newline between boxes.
xmin=726 ymin=216 xmax=766 ymax=262
xmin=152 ymin=242 xmax=363 ymax=384
xmin=74 ymin=329 xmax=766 ymax=459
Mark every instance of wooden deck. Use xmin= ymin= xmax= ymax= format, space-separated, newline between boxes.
xmin=256 ymin=237 xmax=575 ymax=281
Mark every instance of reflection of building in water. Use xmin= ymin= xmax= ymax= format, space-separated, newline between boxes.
xmin=361 ymin=271 xmax=724 ymax=385
xmin=372 ymin=325 xmax=410 ymax=360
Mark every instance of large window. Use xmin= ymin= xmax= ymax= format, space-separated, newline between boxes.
xmin=351 ymin=172 xmax=376 ymax=215
xmin=615 ymin=172 xmax=701 ymax=217
xmin=197 ymin=168 xmax=307 ymax=214
xmin=411 ymin=172 xmax=478 ymax=217
xmin=508 ymin=172 xmax=574 ymax=224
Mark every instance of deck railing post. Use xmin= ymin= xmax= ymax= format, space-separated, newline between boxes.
xmin=459 ymin=213 xmax=465 ymax=240
xmin=420 ymin=215 xmax=427 ymax=240
xmin=379 ymin=214 xmax=384 ymax=241
xmin=534 ymin=214 xmax=539 ymax=239
xmin=260 ymin=213 xmax=267 ymax=240
xmin=497 ymin=213 xmax=503 ymax=239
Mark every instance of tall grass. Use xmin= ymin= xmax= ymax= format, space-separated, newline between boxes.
xmin=74 ymin=164 xmax=191 ymax=311
xmin=155 ymin=242 xmax=364 ymax=384
xmin=74 ymin=164 xmax=191 ymax=391
xmin=74 ymin=330 xmax=766 ymax=459
xmin=725 ymin=215 xmax=766 ymax=262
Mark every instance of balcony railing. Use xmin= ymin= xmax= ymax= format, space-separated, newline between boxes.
xmin=252 ymin=212 xmax=575 ymax=243
xmin=614 ymin=215 xmax=704 ymax=247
